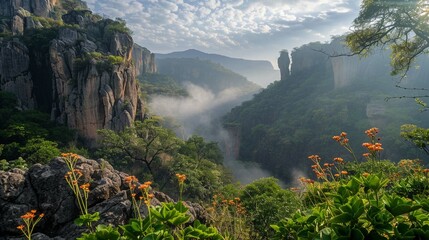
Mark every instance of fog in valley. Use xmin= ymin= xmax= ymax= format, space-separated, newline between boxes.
xmin=149 ymin=82 xmax=276 ymax=184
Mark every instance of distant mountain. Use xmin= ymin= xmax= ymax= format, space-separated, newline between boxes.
xmin=156 ymin=49 xmax=279 ymax=87
xmin=155 ymin=57 xmax=261 ymax=95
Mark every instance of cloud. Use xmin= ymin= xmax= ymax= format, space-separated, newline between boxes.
xmin=87 ymin=0 xmax=361 ymax=67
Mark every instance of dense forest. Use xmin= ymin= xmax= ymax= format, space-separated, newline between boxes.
xmin=223 ymin=40 xmax=429 ymax=183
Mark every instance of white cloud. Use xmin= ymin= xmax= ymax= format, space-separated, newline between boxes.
xmin=88 ymin=0 xmax=361 ymax=65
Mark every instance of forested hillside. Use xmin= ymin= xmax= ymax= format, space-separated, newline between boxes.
xmin=156 ymin=57 xmax=261 ymax=94
xmin=224 ymin=40 xmax=429 ymax=183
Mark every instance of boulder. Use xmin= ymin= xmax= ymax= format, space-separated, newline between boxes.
xmin=0 ymin=157 xmax=208 ymax=239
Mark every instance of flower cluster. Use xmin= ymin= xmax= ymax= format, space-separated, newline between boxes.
xmin=175 ymin=173 xmax=187 ymax=183
xmin=362 ymin=128 xmax=383 ymax=159
xmin=332 ymin=131 xmax=358 ymax=161
xmin=61 ymin=153 xmax=91 ymax=216
xmin=175 ymin=173 xmax=187 ymax=201
xmin=17 ymin=210 xmax=44 ymax=240
xmin=125 ymin=175 xmax=154 ymax=220
xmin=332 ymin=132 xmax=349 ymax=145
xmin=307 ymin=155 xmax=347 ymax=182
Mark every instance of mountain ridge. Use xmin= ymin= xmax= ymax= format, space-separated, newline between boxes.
xmin=156 ymin=49 xmax=279 ymax=87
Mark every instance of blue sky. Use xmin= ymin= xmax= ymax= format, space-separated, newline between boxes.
xmin=85 ymin=0 xmax=362 ymax=67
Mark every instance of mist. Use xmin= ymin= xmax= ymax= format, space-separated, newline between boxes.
xmin=149 ymin=83 xmax=274 ymax=184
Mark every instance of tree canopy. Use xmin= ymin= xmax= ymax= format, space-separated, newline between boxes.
xmin=346 ymin=0 xmax=429 ymax=75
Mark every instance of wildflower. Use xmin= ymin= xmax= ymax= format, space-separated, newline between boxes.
xmin=39 ymin=213 xmax=44 ymax=218
xmin=362 ymin=153 xmax=370 ymax=157
xmin=125 ymin=175 xmax=138 ymax=184
xmin=308 ymin=155 xmax=321 ymax=162
xmin=333 ymin=157 xmax=344 ymax=163
xmin=131 ymin=193 xmax=136 ymax=198
xmin=332 ymin=136 xmax=341 ymax=141
xmin=139 ymin=183 xmax=150 ymax=190
xmin=423 ymin=169 xmax=429 ymax=173
xmin=175 ymin=173 xmax=187 ymax=183
xmin=79 ymin=183 xmax=90 ymax=192
xmin=334 ymin=173 xmax=340 ymax=177
xmin=341 ymin=171 xmax=348 ymax=175
xmin=340 ymin=132 xmax=347 ymax=137
xmin=362 ymin=172 xmax=370 ymax=177
xmin=323 ymin=163 xmax=330 ymax=167
xmin=21 ymin=212 xmax=35 ymax=219
xmin=17 ymin=225 xmax=25 ymax=230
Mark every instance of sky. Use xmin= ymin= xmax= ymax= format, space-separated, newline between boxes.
xmin=85 ymin=0 xmax=362 ymax=68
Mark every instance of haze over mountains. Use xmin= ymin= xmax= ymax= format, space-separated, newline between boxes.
xmin=156 ymin=49 xmax=280 ymax=87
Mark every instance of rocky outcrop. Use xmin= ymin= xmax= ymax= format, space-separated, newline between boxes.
xmin=0 ymin=0 xmax=57 ymax=18
xmin=49 ymin=25 xmax=144 ymax=144
xmin=0 ymin=9 xmax=146 ymax=145
xmin=290 ymin=42 xmax=331 ymax=75
xmin=132 ymin=44 xmax=157 ymax=76
xmin=0 ymin=157 xmax=208 ymax=239
xmin=277 ymin=50 xmax=290 ymax=81
xmin=0 ymin=39 xmax=35 ymax=109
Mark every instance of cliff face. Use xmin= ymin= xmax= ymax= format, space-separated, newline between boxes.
xmin=0 ymin=5 xmax=146 ymax=145
xmin=132 ymin=43 xmax=157 ymax=76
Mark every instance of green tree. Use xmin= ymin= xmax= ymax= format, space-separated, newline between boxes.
xmin=240 ymin=177 xmax=300 ymax=240
xmin=346 ymin=0 xmax=429 ymax=75
xmin=20 ymin=138 xmax=60 ymax=164
xmin=97 ymin=117 xmax=182 ymax=177
xmin=179 ymin=135 xmax=223 ymax=164
xmin=401 ymin=124 xmax=429 ymax=155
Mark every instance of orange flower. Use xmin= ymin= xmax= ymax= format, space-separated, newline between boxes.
xmin=21 ymin=212 xmax=35 ymax=219
xmin=362 ymin=153 xmax=370 ymax=157
xmin=39 ymin=213 xmax=45 ymax=218
xmin=341 ymin=171 xmax=348 ymax=175
xmin=334 ymin=173 xmax=340 ymax=177
xmin=79 ymin=183 xmax=90 ymax=192
xmin=17 ymin=225 xmax=25 ymax=230
xmin=308 ymin=155 xmax=321 ymax=162
xmin=333 ymin=157 xmax=344 ymax=163
xmin=175 ymin=173 xmax=187 ymax=183
xmin=340 ymin=132 xmax=347 ymax=137
xmin=362 ymin=172 xmax=370 ymax=177
xmin=30 ymin=210 xmax=37 ymax=214
xmin=131 ymin=193 xmax=136 ymax=198
xmin=332 ymin=136 xmax=341 ymax=141
xmin=148 ymin=193 xmax=155 ymax=199
xmin=125 ymin=175 xmax=138 ymax=184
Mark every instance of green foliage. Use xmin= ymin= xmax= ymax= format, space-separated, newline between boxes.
xmin=97 ymin=118 xmax=182 ymax=177
xmin=31 ymin=16 xmax=64 ymax=28
xmin=0 ymin=92 xmax=74 ymax=164
xmin=401 ymin=124 xmax=429 ymax=155
xmin=346 ymin=0 xmax=429 ymax=75
xmin=179 ymin=135 xmax=223 ymax=164
xmin=19 ymin=138 xmax=60 ymax=164
xmin=139 ymin=73 xmax=188 ymax=98
xmin=240 ymin=177 xmax=300 ymax=239
xmin=120 ymin=202 xmax=223 ymax=239
xmin=105 ymin=18 xmax=132 ymax=35
xmin=77 ymin=224 xmax=121 ymax=240
xmin=272 ymin=173 xmax=429 ymax=240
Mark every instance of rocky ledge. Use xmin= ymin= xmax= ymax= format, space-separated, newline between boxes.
xmin=0 ymin=157 xmax=208 ymax=239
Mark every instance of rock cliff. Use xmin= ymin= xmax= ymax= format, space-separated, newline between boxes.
xmin=0 ymin=4 xmax=147 ymax=145
xmin=132 ymin=43 xmax=157 ymax=76
xmin=277 ymin=50 xmax=290 ymax=81
xmin=0 ymin=156 xmax=208 ymax=239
